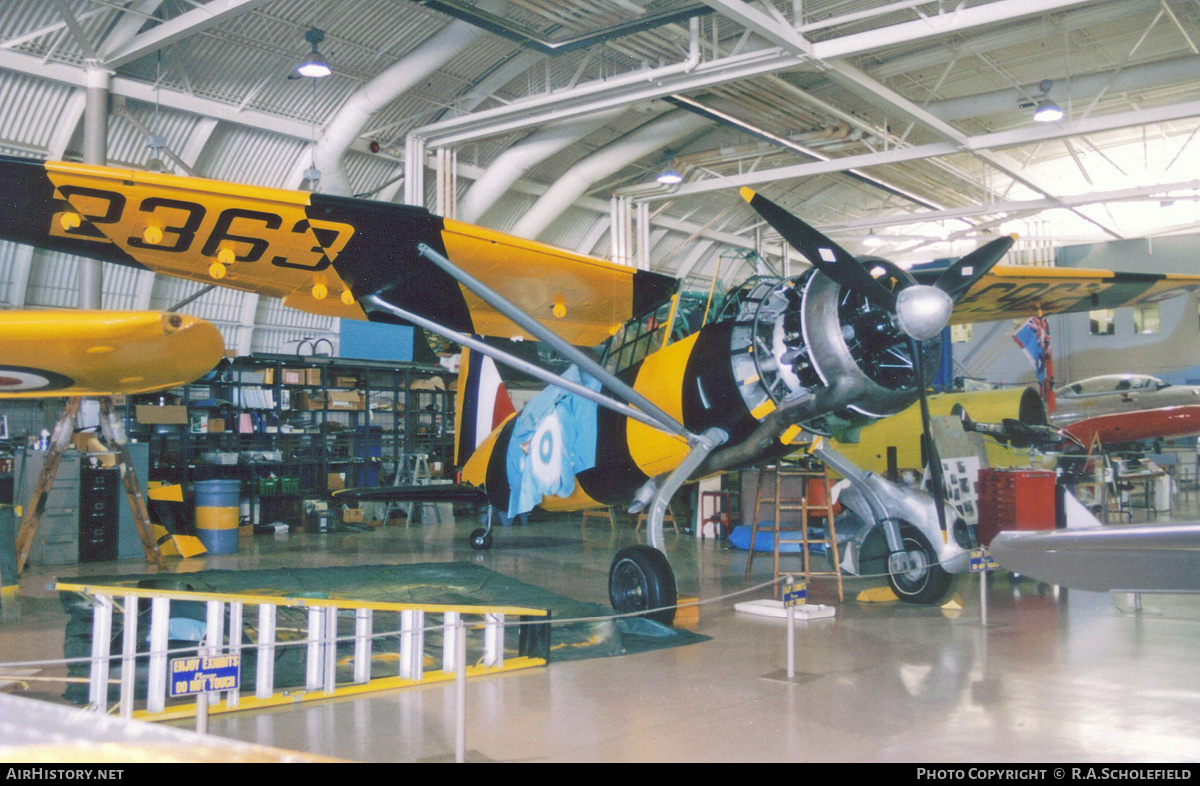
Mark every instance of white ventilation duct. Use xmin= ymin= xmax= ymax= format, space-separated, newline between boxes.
xmin=512 ymin=110 xmax=711 ymax=240
xmin=928 ymin=54 xmax=1200 ymax=122
xmin=457 ymin=108 xmax=624 ymax=224
xmin=307 ymin=13 xmax=494 ymax=195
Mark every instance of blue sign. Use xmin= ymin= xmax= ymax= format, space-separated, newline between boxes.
xmin=970 ymin=548 xmax=999 ymax=573
xmin=169 ymin=654 xmax=240 ymax=697
xmin=783 ymin=581 xmax=807 ymax=607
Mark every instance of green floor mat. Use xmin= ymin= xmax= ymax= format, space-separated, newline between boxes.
xmin=59 ymin=563 xmax=708 ymax=704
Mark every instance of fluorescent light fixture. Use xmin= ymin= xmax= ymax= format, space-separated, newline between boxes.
xmin=297 ymin=27 xmax=332 ymax=78
xmin=1034 ymin=98 xmax=1063 ymax=122
xmin=656 ymin=168 xmax=683 ymax=185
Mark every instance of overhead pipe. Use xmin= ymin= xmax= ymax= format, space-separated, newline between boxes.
xmin=457 ymin=108 xmax=624 ymax=224
xmin=309 ymin=13 xmax=492 ymax=196
xmin=928 ymin=54 xmax=1200 ymax=122
xmin=512 ymin=109 xmax=711 ymax=240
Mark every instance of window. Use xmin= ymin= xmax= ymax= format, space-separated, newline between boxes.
xmin=600 ymin=297 xmax=676 ymax=373
xmin=1089 ymin=309 xmax=1115 ymax=335
xmin=1133 ymin=303 xmax=1160 ymax=334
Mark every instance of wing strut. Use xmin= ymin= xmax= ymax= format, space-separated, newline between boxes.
xmin=413 ymin=243 xmax=691 ymax=441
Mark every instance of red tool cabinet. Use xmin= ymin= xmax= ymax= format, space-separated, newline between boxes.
xmin=977 ymin=468 xmax=1057 ymax=547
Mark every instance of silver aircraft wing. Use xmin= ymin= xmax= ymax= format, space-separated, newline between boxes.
xmin=990 ymin=523 xmax=1200 ymax=593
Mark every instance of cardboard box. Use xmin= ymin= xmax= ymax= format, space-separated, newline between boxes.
xmin=327 ymin=472 xmax=346 ymax=491
xmin=334 ymin=376 xmax=357 ymax=388
xmin=326 ymin=391 xmax=364 ymax=411
xmin=281 ymin=368 xmax=306 ymax=386
xmin=342 ymin=507 xmax=364 ymax=524
xmin=305 ymin=368 xmax=322 ymax=386
xmin=293 ymin=391 xmax=325 ymax=410
xmin=208 ymin=418 xmax=225 ymax=433
xmin=262 ymin=368 xmax=274 ymax=385
xmin=136 ymin=404 xmax=188 ymax=424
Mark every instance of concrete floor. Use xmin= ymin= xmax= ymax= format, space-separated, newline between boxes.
xmin=3 ymin=496 xmax=1200 ymax=763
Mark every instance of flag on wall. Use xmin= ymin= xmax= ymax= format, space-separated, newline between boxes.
xmin=1012 ymin=316 xmax=1056 ymax=412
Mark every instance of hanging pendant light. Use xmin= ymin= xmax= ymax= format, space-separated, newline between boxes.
xmin=297 ymin=27 xmax=331 ymax=78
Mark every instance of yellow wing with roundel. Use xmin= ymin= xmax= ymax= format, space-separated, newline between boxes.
xmin=0 ymin=310 xmax=224 ymax=397
xmin=0 ymin=156 xmax=676 ymax=348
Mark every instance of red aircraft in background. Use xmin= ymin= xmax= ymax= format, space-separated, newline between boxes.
xmin=1050 ymin=373 xmax=1200 ymax=447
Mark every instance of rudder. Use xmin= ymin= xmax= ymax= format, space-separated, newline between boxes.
xmin=454 ymin=346 xmax=516 ymax=468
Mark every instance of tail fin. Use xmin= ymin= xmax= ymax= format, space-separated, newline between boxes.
xmin=953 ymin=403 xmax=974 ymax=433
xmin=454 ymin=346 xmax=517 ymax=468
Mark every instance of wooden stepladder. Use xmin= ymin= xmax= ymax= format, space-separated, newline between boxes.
xmin=14 ymin=397 xmax=164 ymax=574
xmin=746 ymin=462 xmax=844 ymax=602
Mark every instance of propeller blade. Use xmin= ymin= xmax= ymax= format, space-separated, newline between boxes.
xmin=912 ymin=338 xmax=950 ymax=538
xmin=741 ymin=187 xmax=897 ymax=310
xmin=933 ymin=234 xmax=1017 ymax=302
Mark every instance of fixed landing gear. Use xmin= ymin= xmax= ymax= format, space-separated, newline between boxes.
xmin=469 ymin=527 xmax=493 ymax=550
xmin=468 ymin=505 xmax=496 ymax=551
xmin=885 ymin=526 xmax=953 ymax=605
xmin=608 ymin=545 xmax=677 ymax=626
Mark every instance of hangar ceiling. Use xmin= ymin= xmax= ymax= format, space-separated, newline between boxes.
xmin=3 ymin=0 xmax=1200 ymax=351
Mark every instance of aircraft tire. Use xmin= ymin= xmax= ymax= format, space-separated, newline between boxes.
xmin=608 ymin=545 xmax=677 ymax=625
xmin=468 ymin=528 xmax=493 ymax=550
xmin=886 ymin=526 xmax=954 ymax=605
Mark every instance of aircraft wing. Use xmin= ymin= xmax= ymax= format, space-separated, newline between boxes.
xmin=333 ymin=484 xmax=489 ymax=504
xmin=949 ymin=265 xmax=1200 ymax=324
xmin=989 ymin=524 xmax=1200 ymax=593
xmin=0 ymin=310 xmax=224 ymax=397
xmin=0 ymin=156 xmax=676 ymax=347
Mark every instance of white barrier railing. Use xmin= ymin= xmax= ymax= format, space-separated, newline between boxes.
xmin=53 ymin=581 xmax=552 ymax=723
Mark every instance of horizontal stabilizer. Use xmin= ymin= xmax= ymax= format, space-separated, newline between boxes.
xmin=990 ymin=523 xmax=1200 ymax=593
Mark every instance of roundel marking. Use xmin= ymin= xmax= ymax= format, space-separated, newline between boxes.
xmin=530 ymin=412 xmax=565 ymax=488
xmin=0 ymin=366 xmax=75 ymax=393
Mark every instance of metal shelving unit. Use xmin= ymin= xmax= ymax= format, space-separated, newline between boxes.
xmin=127 ymin=353 xmax=455 ymax=506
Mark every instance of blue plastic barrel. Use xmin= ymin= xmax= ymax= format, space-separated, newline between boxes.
xmin=194 ymin=479 xmax=241 ymax=554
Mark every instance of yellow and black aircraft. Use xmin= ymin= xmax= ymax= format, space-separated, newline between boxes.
xmin=3 ymin=154 xmax=1199 ymax=620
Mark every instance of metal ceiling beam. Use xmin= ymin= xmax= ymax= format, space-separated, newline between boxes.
xmin=50 ymin=0 xmax=100 ymax=61
xmin=416 ymin=0 xmax=1095 ymax=149
xmin=0 ymin=47 xmax=319 ymax=141
xmin=414 ymin=46 xmax=798 ymax=148
xmin=807 ymin=0 xmax=1097 ymax=60
xmin=102 ymin=0 xmax=275 ymax=69
xmin=870 ymin=0 xmax=1156 ymax=80
xmin=821 ymin=179 xmax=1200 ymax=234
xmin=700 ymin=0 xmax=1123 ymax=237
xmin=653 ymin=95 xmax=1200 ymax=200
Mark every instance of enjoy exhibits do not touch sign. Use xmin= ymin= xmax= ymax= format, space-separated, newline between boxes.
xmin=169 ymin=654 xmax=240 ymax=697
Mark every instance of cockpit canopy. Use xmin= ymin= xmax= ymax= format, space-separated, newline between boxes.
xmin=1056 ymin=373 xmax=1170 ymax=398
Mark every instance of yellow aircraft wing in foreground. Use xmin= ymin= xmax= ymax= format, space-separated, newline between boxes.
xmin=0 ymin=310 xmax=224 ymax=397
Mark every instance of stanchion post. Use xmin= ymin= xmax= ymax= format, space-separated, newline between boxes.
xmin=455 ymin=617 xmax=466 ymax=763
xmin=786 ymin=575 xmax=796 ymax=679
xmin=980 ymin=569 xmax=988 ymax=628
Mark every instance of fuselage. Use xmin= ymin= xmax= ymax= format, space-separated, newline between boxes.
xmin=460 ymin=269 xmax=934 ymax=519
xmin=1051 ymin=374 xmax=1200 ymax=445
